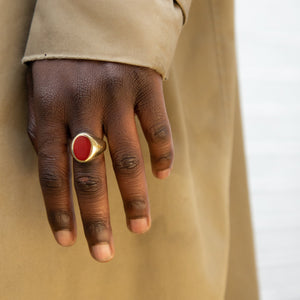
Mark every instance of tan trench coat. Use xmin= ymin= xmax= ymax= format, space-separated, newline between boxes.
xmin=0 ymin=0 xmax=259 ymax=299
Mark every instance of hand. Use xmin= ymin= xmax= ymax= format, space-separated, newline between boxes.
xmin=26 ymin=60 xmax=174 ymax=262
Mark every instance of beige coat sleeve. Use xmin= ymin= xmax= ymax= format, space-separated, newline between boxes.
xmin=22 ymin=0 xmax=191 ymax=79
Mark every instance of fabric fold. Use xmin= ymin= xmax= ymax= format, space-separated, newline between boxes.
xmin=22 ymin=0 xmax=191 ymax=79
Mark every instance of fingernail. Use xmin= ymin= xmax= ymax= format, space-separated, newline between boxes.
xmin=55 ymin=230 xmax=73 ymax=247
xmin=91 ymin=243 xmax=113 ymax=262
xmin=156 ymin=169 xmax=171 ymax=179
xmin=130 ymin=218 xmax=149 ymax=234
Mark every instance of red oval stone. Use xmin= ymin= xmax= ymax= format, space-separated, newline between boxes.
xmin=73 ymin=136 xmax=91 ymax=161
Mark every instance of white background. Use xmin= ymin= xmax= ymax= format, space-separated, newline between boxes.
xmin=236 ymin=1 xmax=300 ymax=299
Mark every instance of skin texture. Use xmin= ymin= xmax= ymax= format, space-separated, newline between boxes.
xmin=26 ymin=59 xmax=174 ymax=262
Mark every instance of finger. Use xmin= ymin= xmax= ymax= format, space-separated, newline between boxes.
xmin=26 ymin=65 xmax=38 ymax=152
xmin=106 ymin=105 xmax=151 ymax=234
xmin=70 ymin=121 xmax=113 ymax=263
xmin=37 ymin=122 xmax=76 ymax=247
xmin=135 ymin=79 xmax=174 ymax=179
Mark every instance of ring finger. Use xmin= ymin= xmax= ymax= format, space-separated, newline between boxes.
xmin=70 ymin=123 xmax=113 ymax=263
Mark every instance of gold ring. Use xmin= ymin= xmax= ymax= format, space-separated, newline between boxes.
xmin=71 ymin=133 xmax=106 ymax=163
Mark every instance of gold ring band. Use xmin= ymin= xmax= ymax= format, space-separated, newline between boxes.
xmin=71 ymin=133 xmax=106 ymax=163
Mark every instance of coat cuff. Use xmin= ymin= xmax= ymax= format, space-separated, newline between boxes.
xmin=175 ymin=0 xmax=192 ymax=23
xmin=22 ymin=0 xmax=187 ymax=79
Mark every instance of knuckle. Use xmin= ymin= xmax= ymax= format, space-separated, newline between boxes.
xmin=74 ymin=175 xmax=102 ymax=194
xmin=113 ymin=152 xmax=140 ymax=174
xmin=152 ymin=151 xmax=174 ymax=165
xmin=124 ymin=199 xmax=147 ymax=215
xmin=135 ymin=80 xmax=153 ymax=101
xmin=35 ymin=87 xmax=56 ymax=108
xmin=34 ymin=85 xmax=55 ymax=102
xmin=148 ymin=124 xmax=170 ymax=144
xmin=48 ymin=210 xmax=72 ymax=231
xmin=101 ymin=72 xmax=124 ymax=94
xmin=39 ymin=170 xmax=64 ymax=191
xmin=73 ymin=77 xmax=92 ymax=105
xmin=84 ymin=219 xmax=110 ymax=244
xmin=34 ymin=86 xmax=64 ymax=118
xmin=85 ymin=219 xmax=107 ymax=234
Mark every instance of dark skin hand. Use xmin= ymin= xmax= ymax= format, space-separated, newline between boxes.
xmin=27 ymin=60 xmax=174 ymax=262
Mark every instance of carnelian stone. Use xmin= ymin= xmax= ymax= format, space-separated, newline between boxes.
xmin=73 ymin=136 xmax=91 ymax=161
